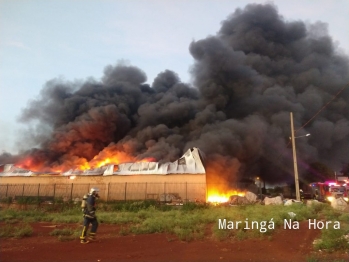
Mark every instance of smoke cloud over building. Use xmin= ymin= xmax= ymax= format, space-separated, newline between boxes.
xmin=1 ymin=3 xmax=348 ymax=183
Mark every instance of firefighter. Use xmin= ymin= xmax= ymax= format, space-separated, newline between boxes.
xmin=80 ymin=187 xmax=99 ymax=244
xmin=300 ymin=189 xmax=304 ymax=202
xmin=314 ymin=189 xmax=319 ymax=200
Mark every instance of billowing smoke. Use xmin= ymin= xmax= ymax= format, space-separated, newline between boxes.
xmin=1 ymin=3 xmax=349 ymax=184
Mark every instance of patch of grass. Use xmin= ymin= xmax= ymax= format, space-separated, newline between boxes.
xmin=337 ymin=213 xmax=349 ymax=222
xmin=1 ymin=201 xmax=348 ymax=247
xmin=102 ymin=200 xmax=159 ymax=212
xmin=98 ymin=211 xmax=142 ymax=224
xmin=0 ymin=223 xmax=33 ymax=238
xmin=49 ymin=227 xmax=80 ymax=241
xmin=49 ymin=228 xmax=75 ymax=236
xmin=212 ymin=224 xmax=232 ymax=241
xmin=0 ymin=197 xmax=13 ymax=204
xmin=130 ymin=215 xmax=172 ymax=234
xmin=173 ymin=227 xmax=193 ymax=241
xmin=181 ymin=202 xmax=208 ymax=212
xmin=235 ymin=229 xmax=248 ymax=240
xmin=314 ymin=227 xmax=349 ymax=252
xmin=0 ymin=224 xmax=14 ymax=238
xmin=57 ymin=235 xmax=76 ymax=241
xmin=0 ymin=209 xmax=47 ymax=222
xmin=15 ymin=196 xmax=41 ymax=205
xmin=173 ymin=224 xmax=204 ymax=242
xmin=306 ymin=255 xmax=348 ymax=262
xmin=305 ymin=255 xmax=319 ymax=262
xmin=307 ymin=201 xmax=327 ymax=213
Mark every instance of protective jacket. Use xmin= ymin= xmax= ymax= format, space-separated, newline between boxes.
xmin=83 ymin=193 xmax=97 ymax=219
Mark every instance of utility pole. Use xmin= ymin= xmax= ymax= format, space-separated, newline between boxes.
xmin=290 ymin=112 xmax=301 ymax=201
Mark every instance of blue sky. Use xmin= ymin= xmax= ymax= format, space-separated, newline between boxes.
xmin=1 ymin=0 xmax=348 ymax=154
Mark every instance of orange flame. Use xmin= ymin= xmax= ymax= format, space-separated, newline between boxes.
xmin=138 ymin=157 xmax=156 ymax=163
xmin=14 ymin=143 xmax=157 ymax=173
xmin=89 ymin=150 xmax=136 ymax=169
xmin=14 ymin=149 xmax=137 ymax=173
xmin=207 ymin=189 xmax=245 ymax=203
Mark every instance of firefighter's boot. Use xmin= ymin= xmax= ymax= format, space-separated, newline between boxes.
xmin=88 ymin=232 xmax=97 ymax=242
xmin=80 ymin=238 xmax=89 ymax=244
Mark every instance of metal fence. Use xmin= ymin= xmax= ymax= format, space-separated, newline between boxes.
xmin=0 ymin=182 xmax=207 ymax=202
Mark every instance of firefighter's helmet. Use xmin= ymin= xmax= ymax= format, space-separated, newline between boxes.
xmin=90 ymin=187 xmax=100 ymax=194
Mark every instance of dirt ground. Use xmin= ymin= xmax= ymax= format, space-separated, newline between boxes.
xmin=1 ymin=221 xmax=348 ymax=262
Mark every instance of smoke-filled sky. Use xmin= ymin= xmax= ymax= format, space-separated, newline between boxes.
xmin=1 ymin=1 xmax=349 ymax=183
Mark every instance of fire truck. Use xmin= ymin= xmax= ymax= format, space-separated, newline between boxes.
xmin=309 ymin=180 xmax=348 ymax=202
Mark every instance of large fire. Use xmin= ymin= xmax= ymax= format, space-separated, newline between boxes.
xmin=15 ymin=148 xmax=156 ymax=173
xmin=207 ymin=189 xmax=245 ymax=203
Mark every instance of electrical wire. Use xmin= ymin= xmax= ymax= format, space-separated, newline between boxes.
xmin=295 ymin=82 xmax=349 ymax=133
xmin=268 ymin=82 xmax=348 ymax=183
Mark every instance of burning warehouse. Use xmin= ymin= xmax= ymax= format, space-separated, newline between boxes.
xmin=0 ymin=148 xmax=208 ymax=202
xmin=0 ymin=3 xmax=348 ymax=202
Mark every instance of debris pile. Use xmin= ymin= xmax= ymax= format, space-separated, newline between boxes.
xmin=331 ymin=197 xmax=349 ymax=211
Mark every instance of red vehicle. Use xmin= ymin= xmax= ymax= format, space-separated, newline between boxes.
xmin=309 ymin=181 xmax=348 ymax=202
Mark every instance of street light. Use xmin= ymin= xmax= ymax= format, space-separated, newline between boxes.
xmin=295 ymin=134 xmax=311 ymax=139
xmin=289 ymin=133 xmax=311 ymax=140
xmin=290 ymin=112 xmax=310 ymax=201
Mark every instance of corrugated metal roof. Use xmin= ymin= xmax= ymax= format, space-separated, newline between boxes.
xmin=103 ymin=147 xmax=205 ymax=175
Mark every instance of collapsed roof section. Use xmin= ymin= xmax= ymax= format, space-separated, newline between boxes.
xmin=104 ymin=147 xmax=206 ymax=176
xmin=0 ymin=164 xmax=34 ymax=177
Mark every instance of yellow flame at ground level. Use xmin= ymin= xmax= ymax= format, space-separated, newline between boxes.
xmin=207 ymin=190 xmax=245 ymax=203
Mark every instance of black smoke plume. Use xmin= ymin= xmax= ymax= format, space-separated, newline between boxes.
xmin=1 ymin=3 xmax=348 ymax=184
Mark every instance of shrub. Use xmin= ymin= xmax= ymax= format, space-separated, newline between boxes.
xmin=314 ymin=227 xmax=349 ymax=252
xmin=105 ymin=200 xmax=159 ymax=212
xmin=0 ymin=197 xmax=13 ymax=204
xmin=212 ymin=223 xmax=232 ymax=241
xmin=49 ymin=228 xmax=76 ymax=236
xmin=0 ymin=223 xmax=33 ymax=238
xmin=49 ymin=227 xmax=80 ymax=241
xmin=181 ymin=202 xmax=208 ymax=212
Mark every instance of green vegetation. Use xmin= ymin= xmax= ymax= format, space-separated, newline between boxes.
xmin=0 ymin=223 xmax=33 ymax=238
xmin=49 ymin=227 xmax=81 ymax=241
xmin=0 ymin=197 xmax=13 ymax=204
xmin=312 ymin=209 xmax=349 ymax=252
xmin=314 ymin=227 xmax=349 ymax=252
xmin=306 ymin=255 xmax=348 ymax=262
xmin=0 ymin=200 xmax=348 ymax=253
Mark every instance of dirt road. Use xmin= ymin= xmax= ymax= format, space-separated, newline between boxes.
xmin=1 ymin=222 xmax=347 ymax=262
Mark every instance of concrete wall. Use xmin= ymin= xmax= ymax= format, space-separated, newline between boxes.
xmin=0 ymin=174 xmax=207 ymax=202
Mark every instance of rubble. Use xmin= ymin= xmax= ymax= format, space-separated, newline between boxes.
xmin=284 ymin=199 xmax=302 ymax=206
xmin=229 ymin=195 xmax=249 ymax=205
xmin=244 ymin=191 xmax=257 ymax=203
xmin=228 ymin=191 xmax=258 ymax=205
xmin=159 ymin=193 xmax=181 ymax=203
xmin=331 ymin=197 xmax=349 ymax=211
xmin=264 ymin=196 xmax=283 ymax=205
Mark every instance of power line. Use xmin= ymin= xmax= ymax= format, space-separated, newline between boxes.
xmin=267 ymin=82 xmax=348 ymax=183
xmin=296 ymin=82 xmax=349 ymax=133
